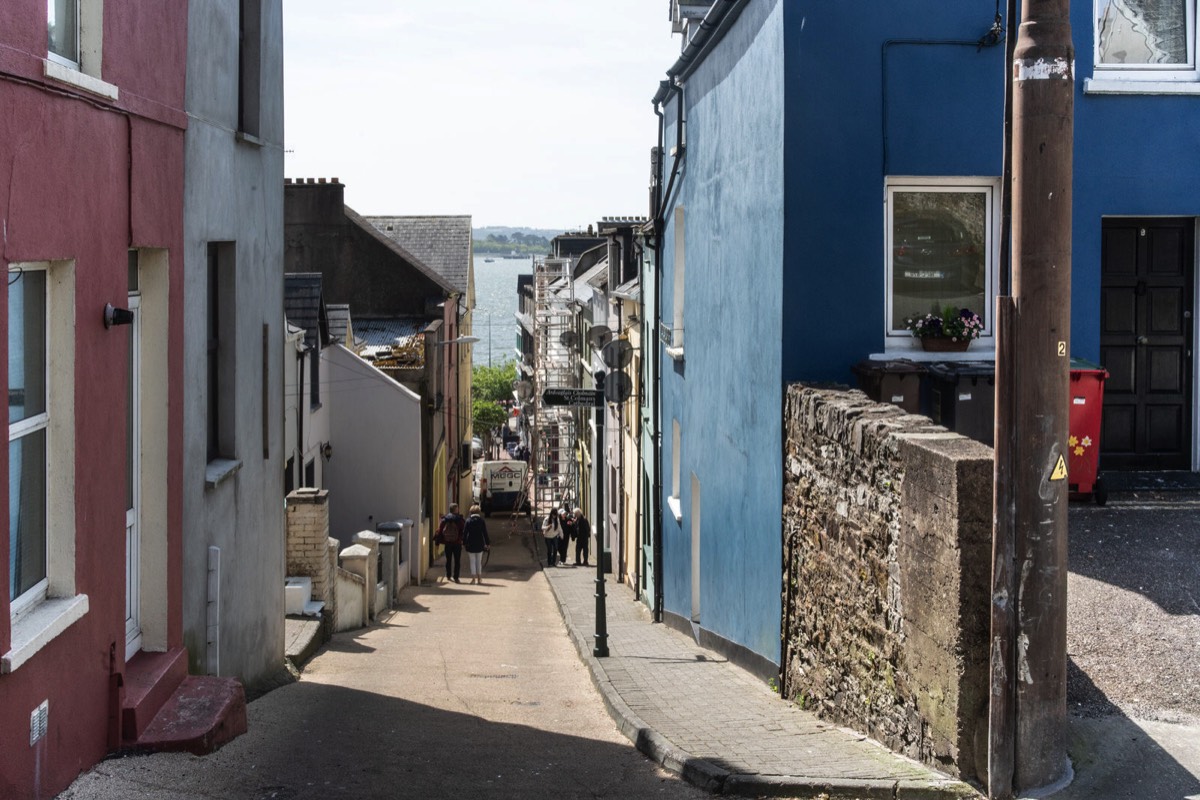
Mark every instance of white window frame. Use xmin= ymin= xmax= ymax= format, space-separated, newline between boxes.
xmin=884 ymin=177 xmax=999 ymax=353
xmin=668 ymin=419 xmax=682 ymax=522
xmin=4 ymin=261 xmax=85 ymax=675
xmin=666 ymin=206 xmax=685 ymax=361
xmin=1088 ymin=0 xmax=1200 ymax=93
xmin=9 ymin=266 xmax=50 ymax=616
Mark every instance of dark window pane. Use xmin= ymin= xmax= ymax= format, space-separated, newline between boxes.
xmin=9 ymin=270 xmax=47 ymax=424
xmin=891 ymin=191 xmax=987 ymax=331
xmin=10 ymin=431 xmax=47 ymax=601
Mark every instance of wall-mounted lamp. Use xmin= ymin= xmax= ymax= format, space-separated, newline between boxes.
xmin=103 ymin=303 xmax=134 ymax=329
xmin=435 ymin=335 xmax=479 ymax=346
xmin=322 ymin=442 xmax=333 ymax=460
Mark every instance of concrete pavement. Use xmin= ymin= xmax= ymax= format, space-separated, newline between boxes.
xmin=535 ymin=534 xmax=978 ymax=800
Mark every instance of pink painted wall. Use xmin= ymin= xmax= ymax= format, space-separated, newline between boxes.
xmin=0 ymin=2 xmax=187 ymax=796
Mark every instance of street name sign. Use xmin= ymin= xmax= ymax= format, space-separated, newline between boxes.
xmin=542 ymin=388 xmax=603 ymax=407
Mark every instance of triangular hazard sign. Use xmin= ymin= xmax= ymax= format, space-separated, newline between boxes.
xmin=1050 ymin=454 xmax=1068 ymax=481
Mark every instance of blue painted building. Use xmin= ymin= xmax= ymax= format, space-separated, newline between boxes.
xmin=649 ymin=0 xmax=1200 ymax=674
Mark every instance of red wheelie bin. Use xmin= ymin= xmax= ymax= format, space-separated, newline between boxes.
xmin=1068 ymin=358 xmax=1109 ymax=505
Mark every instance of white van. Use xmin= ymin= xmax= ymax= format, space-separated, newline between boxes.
xmin=474 ymin=460 xmax=530 ymax=517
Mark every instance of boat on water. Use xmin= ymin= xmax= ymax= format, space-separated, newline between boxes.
xmin=484 ymin=257 xmax=495 ymax=263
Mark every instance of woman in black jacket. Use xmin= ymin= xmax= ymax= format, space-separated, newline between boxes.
xmin=462 ymin=505 xmax=491 ymax=585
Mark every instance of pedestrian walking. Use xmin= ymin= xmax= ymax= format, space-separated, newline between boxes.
xmin=541 ymin=508 xmax=562 ymax=567
xmin=463 ymin=504 xmax=490 ymax=585
xmin=573 ymin=507 xmax=591 ymax=566
xmin=558 ymin=506 xmax=574 ymax=566
xmin=435 ymin=503 xmax=465 ymax=583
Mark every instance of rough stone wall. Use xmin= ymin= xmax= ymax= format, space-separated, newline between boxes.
xmin=782 ymin=385 xmax=992 ymax=781
xmin=286 ymin=488 xmax=332 ymax=604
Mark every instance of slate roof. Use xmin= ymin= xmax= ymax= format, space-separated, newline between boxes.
xmin=344 ymin=207 xmax=456 ymax=295
xmin=284 ymin=273 xmax=327 ymax=348
xmin=354 ymin=317 xmax=431 ymax=348
xmin=364 ymin=215 xmax=473 ymax=295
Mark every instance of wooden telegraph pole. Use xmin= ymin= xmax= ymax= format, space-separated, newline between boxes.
xmin=991 ymin=1 xmax=1073 ymax=797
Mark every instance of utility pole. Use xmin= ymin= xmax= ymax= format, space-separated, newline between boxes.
xmin=991 ymin=2 xmax=1073 ymax=797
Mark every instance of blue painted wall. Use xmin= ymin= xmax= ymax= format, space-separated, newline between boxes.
xmin=780 ymin=3 xmax=1200 ymax=377
xmin=659 ymin=0 xmax=785 ymax=665
xmin=655 ymin=0 xmax=1200 ymax=666
xmin=782 ymin=4 xmax=1006 ymax=381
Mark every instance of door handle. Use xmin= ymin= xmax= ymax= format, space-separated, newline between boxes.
xmin=1137 ymin=335 xmax=1150 ymax=345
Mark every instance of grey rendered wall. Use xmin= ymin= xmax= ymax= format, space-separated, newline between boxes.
xmin=326 ymin=345 xmax=422 ymax=546
xmin=182 ymin=0 xmax=286 ymax=686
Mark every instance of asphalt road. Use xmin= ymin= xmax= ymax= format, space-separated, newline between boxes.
xmin=60 ymin=518 xmax=707 ymax=800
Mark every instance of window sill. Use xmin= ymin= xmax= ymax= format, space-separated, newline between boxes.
xmin=667 ymin=495 xmax=683 ymax=523
xmin=205 ymin=458 xmax=242 ymax=489
xmin=44 ymin=60 xmax=118 ymax=101
xmin=875 ymin=343 xmax=996 ymax=363
xmin=3 ymin=594 xmax=89 ymax=673
xmin=236 ymin=131 xmax=265 ymax=147
xmin=1084 ymin=78 xmax=1200 ymax=95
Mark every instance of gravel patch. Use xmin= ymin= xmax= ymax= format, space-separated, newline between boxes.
xmin=1067 ymin=493 xmax=1200 ymax=724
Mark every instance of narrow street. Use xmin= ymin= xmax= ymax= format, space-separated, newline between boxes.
xmin=61 ymin=519 xmax=706 ymax=800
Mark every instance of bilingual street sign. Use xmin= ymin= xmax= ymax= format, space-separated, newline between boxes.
xmin=542 ymin=388 xmax=604 ymax=407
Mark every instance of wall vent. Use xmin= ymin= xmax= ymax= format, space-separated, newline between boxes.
xmin=29 ymin=700 xmax=48 ymax=745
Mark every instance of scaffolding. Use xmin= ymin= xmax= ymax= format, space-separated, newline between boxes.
xmin=529 ymin=256 xmax=579 ymax=519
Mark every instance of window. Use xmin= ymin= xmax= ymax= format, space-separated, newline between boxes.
xmin=238 ymin=0 xmax=263 ymax=138
xmin=885 ymin=179 xmax=997 ymax=345
xmin=207 ymin=243 xmax=236 ymax=466
xmin=47 ymin=0 xmax=79 ymax=68
xmin=1090 ymin=0 xmax=1200 ymax=89
xmin=45 ymin=0 xmax=116 ymax=99
xmin=668 ymin=206 xmax=685 ymax=358
xmin=668 ymin=419 xmax=682 ymax=522
xmin=5 ymin=261 xmax=84 ymax=674
xmin=1097 ymin=0 xmax=1194 ymax=73
xmin=309 ymin=347 xmax=320 ymax=410
xmin=9 ymin=268 xmax=48 ymax=608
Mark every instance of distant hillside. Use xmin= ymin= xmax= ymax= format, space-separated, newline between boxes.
xmin=473 ymin=226 xmax=562 ymax=256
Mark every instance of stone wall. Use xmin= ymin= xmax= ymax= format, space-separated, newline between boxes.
xmin=782 ymin=385 xmax=992 ymax=781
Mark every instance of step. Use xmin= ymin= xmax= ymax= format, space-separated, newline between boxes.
xmin=133 ymin=675 xmax=247 ymax=756
xmin=122 ymin=648 xmax=188 ymax=744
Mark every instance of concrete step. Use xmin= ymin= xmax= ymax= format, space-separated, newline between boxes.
xmin=122 ymin=648 xmax=188 ymax=744
xmin=132 ymin=675 xmax=247 ymax=756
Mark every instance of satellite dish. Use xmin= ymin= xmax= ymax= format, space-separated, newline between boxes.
xmin=514 ymin=380 xmax=533 ymax=401
xmin=604 ymin=371 xmax=633 ymax=403
xmin=559 ymin=330 xmax=579 ymax=349
xmin=587 ymin=324 xmax=612 ymax=350
xmin=601 ymin=339 xmax=634 ymax=369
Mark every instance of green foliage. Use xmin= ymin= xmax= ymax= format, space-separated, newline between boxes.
xmin=472 ymin=360 xmax=517 ymax=404
xmin=472 ymin=398 xmax=508 ymax=433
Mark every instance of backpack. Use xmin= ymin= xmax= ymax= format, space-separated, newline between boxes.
xmin=438 ymin=515 xmax=462 ymax=545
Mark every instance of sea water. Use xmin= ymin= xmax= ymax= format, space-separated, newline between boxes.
xmin=472 ymin=255 xmax=533 ymax=368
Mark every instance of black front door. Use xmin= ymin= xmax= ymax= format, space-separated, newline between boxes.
xmin=1100 ymin=219 xmax=1194 ymax=470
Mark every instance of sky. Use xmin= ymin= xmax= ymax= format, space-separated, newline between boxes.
xmin=283 ymin=2 xmax=685 ymax=231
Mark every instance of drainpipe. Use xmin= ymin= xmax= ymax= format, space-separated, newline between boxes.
xmin=650 ymin=77 xmax=686 ymax=622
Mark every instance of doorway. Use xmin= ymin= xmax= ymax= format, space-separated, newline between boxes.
xmin=1099 ymin=218 xmax=1195 ymax=470
xmin=126 ymin=268 xmax=142 ymax=658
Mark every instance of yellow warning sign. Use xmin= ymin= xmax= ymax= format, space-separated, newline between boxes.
xmin=1050 ymin=454 xmax=1068 ymax=481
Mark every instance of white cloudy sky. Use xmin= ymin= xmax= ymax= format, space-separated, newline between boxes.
xmin=283 ymin=2 xmax=684 ymax=230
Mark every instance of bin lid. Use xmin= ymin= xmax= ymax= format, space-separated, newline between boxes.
xmin=851 ymin=358 xmax=925 ymax=375
xmin=376 ymin=521 xmax=404 ymax=532
xmin=1069 ymin=357 xmax=1107 ymax=373
xmin=926 ymin=361 xmax=996 ymax=380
